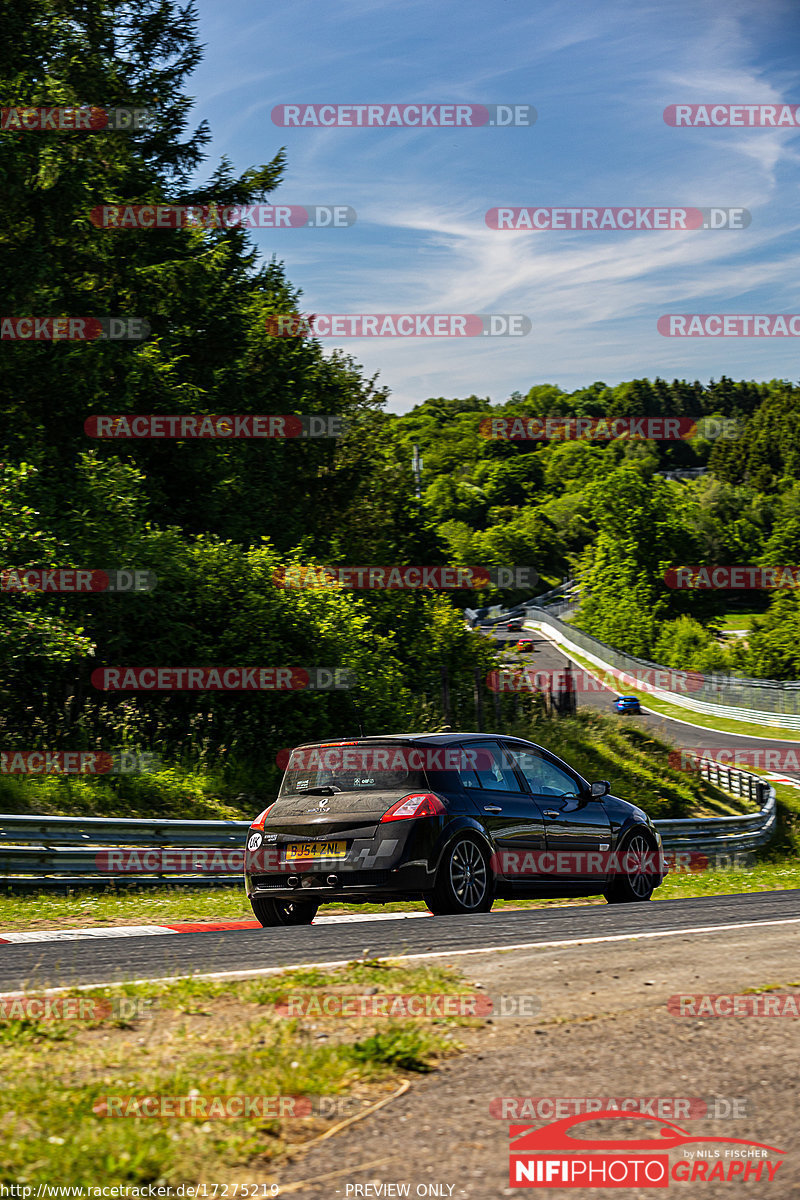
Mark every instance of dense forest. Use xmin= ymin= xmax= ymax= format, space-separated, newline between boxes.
xmin=2 ymin=1 xmax=799 ymax=785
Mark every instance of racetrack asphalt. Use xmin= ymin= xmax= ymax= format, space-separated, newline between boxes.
xmin=491 ymin=629 xmax=800 ymax=771
xmin=2 ymin=890 xmax=798 ymax=994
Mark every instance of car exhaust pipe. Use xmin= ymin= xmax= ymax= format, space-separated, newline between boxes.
xmin=326 ymin=874 xmax=338 ymax=887
xmin=286 ymin=875 xmax=300 ymax=889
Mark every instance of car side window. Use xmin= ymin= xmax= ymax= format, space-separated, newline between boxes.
xmin=509 ymin=748 xmax=580 ymax=797
xmin=462 ymin=742 xmax=524 ymax=793
xmin=445 ymin=746 xmax=477 ymax=789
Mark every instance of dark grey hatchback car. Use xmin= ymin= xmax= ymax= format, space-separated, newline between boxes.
xmin=244 ymin=733 xmax=666 ymax=925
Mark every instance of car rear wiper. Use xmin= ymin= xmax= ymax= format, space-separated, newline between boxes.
xmin=301 ymin=785 xmax=342 ymax=795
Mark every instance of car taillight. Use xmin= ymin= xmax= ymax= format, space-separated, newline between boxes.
xmin=380 ymin=793 xmax=446 ymax=822
xmin=250 ymin=804 xmax=275 ymax=831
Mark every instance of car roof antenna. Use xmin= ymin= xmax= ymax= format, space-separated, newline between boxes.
xmin=350 ymin=695 xmax=365 ymax=738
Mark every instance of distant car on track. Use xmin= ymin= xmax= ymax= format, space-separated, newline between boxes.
xmin=516 ymin=638 xmax=535 ymax=652
xmin=244 ymin=732 xmax=665 ymax=925
xmin=614 ymin=695 xmax=641 ymax=714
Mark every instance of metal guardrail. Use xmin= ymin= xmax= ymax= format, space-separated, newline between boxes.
xmin=656 ymin=467 xmax=708 ymax=481
xmin=0 ymin=758 xmax=776 ymax=889
xmin=522 ymin=603 xmax=800 ymax=729
xmin=469 ymin=580 xmax=574 ymax=625
xmin=0 ymin=814 xmax=251 ymax=848
xmin=0 ymin=815 xmax=252 ymax=891
xmin=475 ymin=577 xmax=800 ymax=727
xmin=655 ymin=758 xmax=776 ymax=854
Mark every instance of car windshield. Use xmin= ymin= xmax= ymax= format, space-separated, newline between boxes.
xmin=280 ymin=742 xmax=427 ymax=795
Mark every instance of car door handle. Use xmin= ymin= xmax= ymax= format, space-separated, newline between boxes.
xmin=483 ymin=805 xmax=503 ymax=813
xmin=543 ymin=810 xmax=560 ymax=818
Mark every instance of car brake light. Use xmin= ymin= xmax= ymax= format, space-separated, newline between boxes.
xmin=250 ymin=804 xmax=275 ymax=831
xmin=380 ymin=793 xmax=446 ymax=822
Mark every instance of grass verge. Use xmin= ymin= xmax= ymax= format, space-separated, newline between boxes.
xmin=0 ymin=766 xmax=264 ymax=822
xmin=0 ymin=961 xmax=471 ymax=1186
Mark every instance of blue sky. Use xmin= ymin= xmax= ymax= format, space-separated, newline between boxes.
xmin=190 ymin=0 xmax=800 ymax=412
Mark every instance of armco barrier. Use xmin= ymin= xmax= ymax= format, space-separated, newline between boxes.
xmin=521 ymin=604 xmax=800 ymax=730
xmin=0 ymin=762 xmax=775 ymax=889
xmin=475 ymin=579 xmax=800 ymax=727
xmin=0 ymin=814 xmax=251 ymax=891
xmin=468 ymin=580 xmax=575 ymax=625
xmin=655 ymin=758 xmax=776 ymax=855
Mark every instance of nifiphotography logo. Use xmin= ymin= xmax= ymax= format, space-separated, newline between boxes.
xmin=508 ymin=1112 xmax=784 ymax=1188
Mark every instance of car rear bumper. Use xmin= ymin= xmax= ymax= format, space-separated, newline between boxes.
xmin=244 ymin=812 xmax=452 ymax=901
xmin=245 ymin=859 xmax=434 ymax=902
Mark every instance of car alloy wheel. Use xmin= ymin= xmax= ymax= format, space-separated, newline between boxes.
xmin=426 ymin=835 xmax=494 ymax=915
xmin=604 ymin=831 xmax=656 ymax=903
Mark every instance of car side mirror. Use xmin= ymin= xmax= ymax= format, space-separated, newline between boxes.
xmin=590 ymin=780 xmax=610 ymax=799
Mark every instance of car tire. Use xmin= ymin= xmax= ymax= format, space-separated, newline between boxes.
xmin=250 ymin=896 xmax=319 ymax=926
xmin=604 ymin=831 xmax=658 ymax=903
xmin=425 ymin=835 xmax=494 ymax=915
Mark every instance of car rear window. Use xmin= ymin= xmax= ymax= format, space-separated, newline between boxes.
xmin=279 ymin=743 xmax=427 ymax=795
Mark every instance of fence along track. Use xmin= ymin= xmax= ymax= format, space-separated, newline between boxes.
xmin=0 ymin=759 xmax=775 ymax=889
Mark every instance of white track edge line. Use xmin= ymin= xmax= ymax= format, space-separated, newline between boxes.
xmin=1 ymin=915 xmax=799 ymax=998
xmin=0 ymin=910 xmax=430 ymax=945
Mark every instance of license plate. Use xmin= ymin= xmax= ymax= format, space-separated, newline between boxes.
xmin=284 ymin=841 xmax=347 ymax=860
